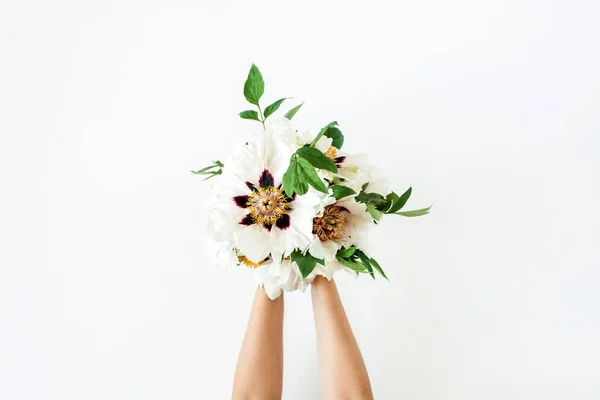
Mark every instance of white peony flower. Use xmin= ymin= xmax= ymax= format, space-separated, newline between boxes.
xmin=275 ymin=121 xmax=372 ymax=185
xmin=306 ymin=191 xmax=373 ymax=277
xmin=205 ymin=120 xmax=332 ymax=298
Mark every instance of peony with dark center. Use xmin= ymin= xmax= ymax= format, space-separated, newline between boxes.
xmin=233 ymin=169 xmax=295 ymax=231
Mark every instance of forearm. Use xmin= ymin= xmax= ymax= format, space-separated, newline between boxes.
xmin=311 ymin=276 xmax=373 ymax=400
xmin=233 ymin=287 xmax=284 ymax=400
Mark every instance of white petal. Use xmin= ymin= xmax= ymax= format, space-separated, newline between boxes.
xmin=315 ymin=136 xmax=333 ymax=153
xmin=264 ymin=284 xmax=283 ymax=300
xmin=206 ymin=239 xmax=238 ymax=269
xmin=308 ymin=236 xmax=339 ymax=262
xmin=235 ymin=224 xmax=270 ymax=263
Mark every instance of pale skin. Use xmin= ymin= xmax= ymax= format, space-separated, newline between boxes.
xmin=232 ymin=276 xmax=373 ymax=400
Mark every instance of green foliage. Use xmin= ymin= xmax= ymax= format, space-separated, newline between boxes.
xmin=191 ymin=160 xmax=224 ymax=180
xmin=355 ymin=191 xmax=385 ymax=206
xmin=297 ymin=158 xmax=328 ymax=193
xmin=355 ymin=184 xmax=430 ymax=220
xmin=243 ymin=64 xmax=264 ymax=106
xmin=310 ymin=121 xmax=338 ymax=147
xmin=336 ymin=245 xmax=357 ymax=258
xmin=263 ymin=98 xmax=286 ymax=118
xmin=369 ymin=257 xmax=388 ymax=280
xmin=291 ymin=250 xmax=324 ymax=279
xmin=239 ymin=110 xmax=260 ymax=121
xmin=324 ymin=126 xmax=344 ymax=149
xmin=336 ymin=256 xmax=367 ymax=272
xmin=283 ymin=102 xmax=304 ymax=120
xmin=366 ymin=203 xmax=383 ymax=221
xmin=331 ymin=185 xmax=356 ymax=200
xmin=393 ymin=206 xmax=432 ymax=217
xmin=355 ymin=249 xmax=375 ymax=278
xmin=282 ymin=156 xmax=309 ymax=195
xmin=335 ymin=247 xmax=388 ymax=279
xmin=388 ymin=187 xmax=412 ymax=213
xmin=282 ymin=155 xmax=328 ymax=196
xmin=296 ymin=147 xmax=338 ymax=173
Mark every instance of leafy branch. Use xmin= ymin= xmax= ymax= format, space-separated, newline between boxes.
xmin=309 ymin=121 xmax=344 ymax=149
xmin=239 ymin=64 xmax=305 ymax=126
xmin=282 ymin=120 xmax=347 ymax=196
xmin=291 ymin=250 xmax=324 ymax=279
xmin=335 ymin=246 xmax=388 ymax=279
xmin=356 ymin=184 xmax=432 ymax=221
xmin=191 ymin=160 xmax=224 ymax=180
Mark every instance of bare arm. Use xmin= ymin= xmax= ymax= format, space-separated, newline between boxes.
xmin=311 ymin=276 xmax=373 ymax=400
xmin=232 ymin=287 xmax=284 ymax=400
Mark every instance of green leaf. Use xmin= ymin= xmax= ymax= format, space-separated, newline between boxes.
xmin=336 ymin=246 xmax=357 ymax=258
xmin=355 ymin=250 xmax=375 ymax=279
xmin=191 ymin=160 xmax=224 ymax=180
xmin=200 ymin=173 xmax=221 ymax=181
xmin=324 ymin=126 xmax=344 ymax=149
xmin=297 ymin=147 xmax=338 ymax=173
xmin=283 ymin=102 xmax=304 ymax=120
xmin=243 ymin=64 xmax=264 ymax=106
xmin=296 ymin=157 xmax=328 ymax=193
xmin=393 ymin=206 xmax=432 ymax=217
xmin=263 ymin=98 xmax=286 ymax=118
xmin=382 ymin=192 xmax=399 ymax=213
xmin=377 ymin=198 xmax=393 ymax=213
xmin=310 ymin=121 xmax=338 ymax=147
xmin=388 ymin=187 xmax=412 ymax=213
xmin=283 ymin=154 xmax=328 ymax=196
xmin=331 ymin=185 xmax=356 ymax=200
xmin=290 ymin=250 xmax=323 ymax=279
xmin=282 ymin=156 xmax=309 ymax=196
xmin=191 ymin=166 xmax=217 ymax=174
xmin=366 ymin=203 xmax=383 ymax=221
xmin=320 ymin=121 xmax=338 ymax=132
xmin=355 ymin=191 xmax=386 ymax=206
xmin=239 ymin=110 xmax=260 ymax=121
xmin=336 ymin=256 xmax=367 ymax=272
xmin=369 ymin=257 xmax=389 ymax=280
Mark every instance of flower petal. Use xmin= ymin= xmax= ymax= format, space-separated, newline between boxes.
xmin=275 ymin=214 xmax=290 ymax=230
xmin=236 ymin=224 xmax=270 ymax=262
xmin=233 ymin=195 xmax=250 ymax=208
xmin=259 ymin=169 xmax=275 ymax=188
xmin=240 ymin=214 xmax=255 ymax=226
xmin=245 ymin=181 xmax=258 ymax=192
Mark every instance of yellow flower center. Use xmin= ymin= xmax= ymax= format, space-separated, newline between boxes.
xmin=238 ymin=255 xmax=265 ymax=269
xmin=313 ymin=205 xmax=347 ymax=241
xmin=324 ymin=146 xmax=337 ymax=161
xmin=247 ymin=186 xmax=288 ymax=225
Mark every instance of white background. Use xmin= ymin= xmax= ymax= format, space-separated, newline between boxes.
xmin=2 ymin=1 xmax=599 ymax=399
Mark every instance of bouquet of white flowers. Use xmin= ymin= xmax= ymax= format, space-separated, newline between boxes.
xmin=195 ymin=65 xmax=431 ymax=299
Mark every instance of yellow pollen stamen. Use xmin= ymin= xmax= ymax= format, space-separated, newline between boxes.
xmin=247 ymin=186 xmax=288 ymax=225
xmin=324 ymin=146 xmax=337 ymax=161
xmin=313 ymin=205 xmax=347 ymax=241
xmin=238 ymin=255 xmax=265 ymax=269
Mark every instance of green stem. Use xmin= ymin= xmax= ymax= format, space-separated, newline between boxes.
xmin=257 ymin=103 xmax=266 ymax=128
xmin=309 ymin=130 xmax=326 ymax=147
